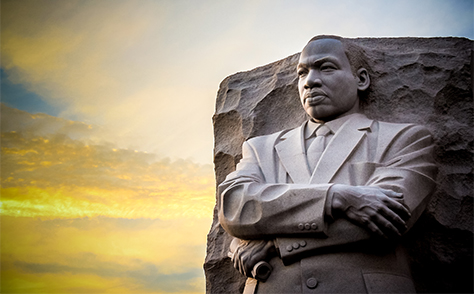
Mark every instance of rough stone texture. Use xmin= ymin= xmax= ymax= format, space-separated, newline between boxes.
xmin=204 ymin=37 xmax=473 ymax=293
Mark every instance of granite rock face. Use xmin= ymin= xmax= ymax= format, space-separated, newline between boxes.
xmin=204 ymin=37 xmax=473 ymax=293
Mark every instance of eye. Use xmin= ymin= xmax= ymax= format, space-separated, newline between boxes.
xmin=297 ymin=69 xmax=307 ymax=77
xmin=321 ymin=63 xmax=337 ymax=72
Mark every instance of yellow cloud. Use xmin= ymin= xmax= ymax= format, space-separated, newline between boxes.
xmin=1 ymin=216 xmax=207 ymax=293
xmin=1 ymin=270 xmax=141 ymax=294
xmin=1 ymin=185 xmax=215 ymax=220
xmin=1 ymin=105 xmax=216 ymax=220
xmin=1 ymin=216 xmax=209 ymax=272
xmin=1 ymin=105 xmax=216 ymax=292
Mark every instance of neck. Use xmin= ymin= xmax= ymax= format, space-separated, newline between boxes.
xmin=313 ymin=107 xmax=361 ymax=124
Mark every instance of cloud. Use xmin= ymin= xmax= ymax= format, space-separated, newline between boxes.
xmin=1 ymin=105 xmax=214 ymax=292
xmin=2 ymin=216 xmax=210 ymax=271
xmin=1 ymin=104 xmax=215 ymax=291
xmin=1 ymin=216 xmax=208 ymax=293
xmin=1 ymin=104 xmax=215 ymax=219
xmin=2 ymin=0 xmax=472 ymax=164
xmin=1 ymin=0 xmax=217 ymax=163
xmin=1 ymin=103 xmax=106 ymax=141
xmin=12 ymin=259 xmax=201 ymax=292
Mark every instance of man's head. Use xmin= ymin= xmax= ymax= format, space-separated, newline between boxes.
xmin=297 ymin=36 xmax=370 ymax=122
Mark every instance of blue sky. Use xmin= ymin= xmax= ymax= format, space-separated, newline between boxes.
xmin=1 ymin=69 xmax=61 ymax=116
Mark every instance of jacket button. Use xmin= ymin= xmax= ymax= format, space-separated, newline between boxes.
xmin=306 ymin=277 xmax=318 ymax=289
xmin=286 ymin=245 xmax=293 ymax=252
xmin=304 ymin=223 xmax=311 ymax=230
xmin=298 ymin=223 xmax=304 ymax=230
xmin=311 ymin=223 xmax=318 ymax=230
xmin=292 ymin=242 xmax=300 ymax=249
xmin=299 ymin=240 xmax=307 ymax=247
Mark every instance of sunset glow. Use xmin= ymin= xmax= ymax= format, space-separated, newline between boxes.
xmin=1 ymin=105 xmax=215 ymax=293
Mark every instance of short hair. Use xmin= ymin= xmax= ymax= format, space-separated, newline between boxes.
xmin=307 ymin=35 xmax=370 ymax=76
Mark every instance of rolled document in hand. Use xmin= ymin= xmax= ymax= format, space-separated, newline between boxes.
xmin=251 ymin=261 xmax=272 ymax=282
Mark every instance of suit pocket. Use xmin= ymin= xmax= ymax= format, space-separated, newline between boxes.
xmin=362 ymin=272 xmax=416 ymax=293
xmin=349 ymin=162 xmax=379 ymax=186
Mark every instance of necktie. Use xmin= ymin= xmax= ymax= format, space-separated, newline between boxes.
xmin=307 ymin=124 xmax=331 ymax=172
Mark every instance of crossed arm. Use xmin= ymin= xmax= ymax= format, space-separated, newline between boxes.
xmin=219 ymin=125 xmax=437 ymax=277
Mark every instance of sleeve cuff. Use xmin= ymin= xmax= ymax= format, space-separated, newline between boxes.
xmin=324 ymin=184 xmax=335 ymax=221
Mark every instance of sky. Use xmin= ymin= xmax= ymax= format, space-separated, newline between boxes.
xmin=1 ymin=0 xmax=472 ymax=293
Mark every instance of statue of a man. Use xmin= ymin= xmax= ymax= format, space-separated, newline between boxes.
xmin=218 ymin=35 xmax=437 ymax=293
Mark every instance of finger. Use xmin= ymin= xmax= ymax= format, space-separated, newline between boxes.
xmin=378 ymin=205 xmax=407 ymax=231
xmin=246 ymin=242 xmax=270 ymax=274
xmin=346 ymin=209 xmax=387 ymax=239
xmin=367 ymin=222 xmax=387 ymax=239
xmin=232 ymin=250 xmax=241 ymax=273
xmin=371 ymin=213 xmax=402 ymax=237
xmin=262 ymin=240 xmax=276 ymax=259
xmin=234 ymin=256 xmax=242 ymax=275
xmin=231 ymin=248 xmax=237 ymax=266
xmin=359 ymin=205 xmax=400 ymax=237
xmin=365 ymin=203 xmax=404 ymax=237
xmin=366 ymin=220 xmax=388 ymax=239
xmin=240 ymin=251 xmax=252 ymax=277
xmin=381 ymin=197 xmax=411 ymax=220
xmin=234 ymin=248 xmax=246 ymax=276
xmin=237 ymin=261 xmax=244 ymax=276
xmin=380 ymin=188 xmax=403 ymax=198
xmin=348 ymin=207 xmax=402 ymax=238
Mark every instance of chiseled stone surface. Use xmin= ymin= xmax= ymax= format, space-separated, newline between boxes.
xmin=204 ymin=37 xmax=473 ymax=293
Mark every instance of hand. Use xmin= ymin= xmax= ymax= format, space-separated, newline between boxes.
xmin=228 ymin=238 xmax=276 ymax=278
xmin=330 ymin=184 xmax=411 ymax=239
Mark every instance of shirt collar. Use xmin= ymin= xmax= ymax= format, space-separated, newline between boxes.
xmin=304 ymin=113 xmax=359 ymax=139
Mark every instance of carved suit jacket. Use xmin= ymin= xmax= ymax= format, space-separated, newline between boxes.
xmin=218 ymin=113 xmax=437 ymax=293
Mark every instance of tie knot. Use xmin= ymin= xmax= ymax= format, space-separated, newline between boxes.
xmin=316 ymin=125 xmax=331 ymax=137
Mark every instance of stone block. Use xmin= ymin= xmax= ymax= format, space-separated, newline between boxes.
xmin=205 ymin=37 xmax=473 ymax=293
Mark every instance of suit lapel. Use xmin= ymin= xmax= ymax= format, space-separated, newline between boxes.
xmin=310 ymin=114 xmax=373 ymax=184
xmin=275 ymin=122 xmax=312 ymax=183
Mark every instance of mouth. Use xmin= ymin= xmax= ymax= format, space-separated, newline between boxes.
xmin=304 ymin=92 xmax=327 ymax=105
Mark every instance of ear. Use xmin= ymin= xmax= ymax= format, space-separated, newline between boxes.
xmin=356 ymin=68 xmax=370 ymax=91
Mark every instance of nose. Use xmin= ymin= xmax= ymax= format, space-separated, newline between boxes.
xmin=304 ymin=70 xmax=322 ymax=89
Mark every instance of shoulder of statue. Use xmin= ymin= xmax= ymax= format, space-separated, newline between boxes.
xmin=372 ymin=120 xmax=433 ymax=140
xmin=246 ymin=124 xmax=303 ymax=144
xmin=376 ymin=120 xmax=425 ymax=131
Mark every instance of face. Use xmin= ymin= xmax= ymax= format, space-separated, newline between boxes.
xmin=297 ymin=39 xmax=365 ymax=122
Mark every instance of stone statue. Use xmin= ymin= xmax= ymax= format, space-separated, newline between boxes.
xmin=217 ymin=35 xmax=438 ymax=293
